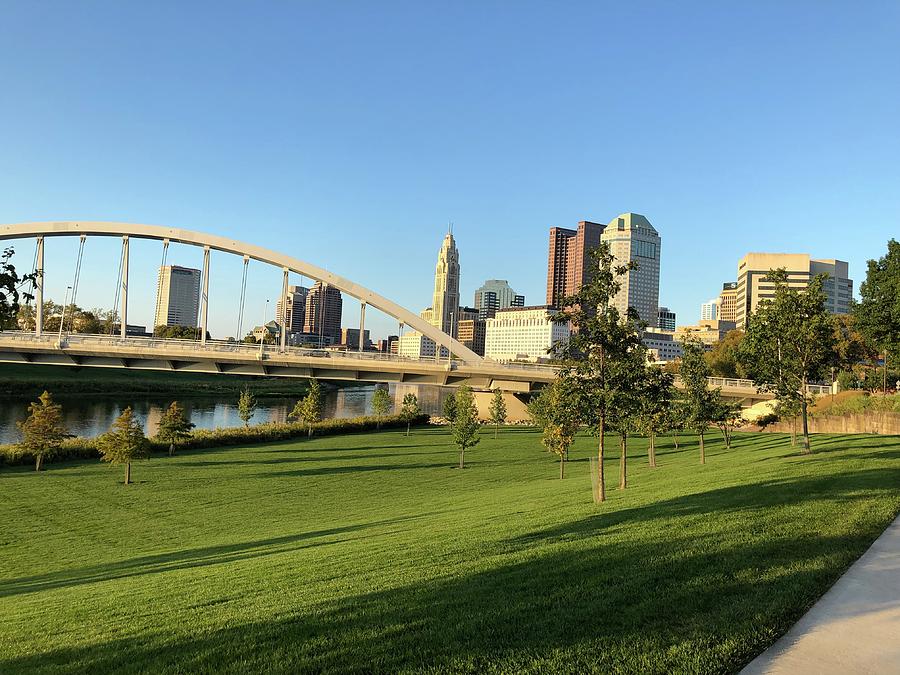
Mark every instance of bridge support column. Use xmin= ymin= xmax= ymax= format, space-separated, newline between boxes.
xmin=200 ymin=246 xmax=210 ymax=345
xmin=359 ymin=302 xmax=366 ymax=352
xmin=34 ymin=236 xmax=44 ymax=337
xmin=120 ymin=236 xmax=129 ymax=339
xmin=280 ymin=267 xmax=288 ymax=353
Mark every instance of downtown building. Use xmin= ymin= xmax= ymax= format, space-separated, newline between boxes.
xmin=657 ymin=306 xmax=676 ymax=332
xmin=303 ymin=281 xmax=342 ymax=345
xmin=484 ymin=306 xmax=569 ymax=363
xmin=735 ymin=253 xmax=852 ymax=328
xmin=601 ymin=213 xmax=661 ymax=328
xmin=400 ymin=230 xmax=463 ymax=359
xmin=155 ymin=265 xmax=201 ymax=328
xmin=545 ymin=220 xmax=604 ymax=307
xmin=474 ymin=279 xmax=525 ymax=319
xmin=276 ymin=285 xmax=310 ymax=333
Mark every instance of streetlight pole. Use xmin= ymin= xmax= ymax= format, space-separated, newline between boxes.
xmin=57 ymin=285 xmax=72 ymax=345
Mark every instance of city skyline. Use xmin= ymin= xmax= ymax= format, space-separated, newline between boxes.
xmin=1 ymin=3 xmax=897 ymax=341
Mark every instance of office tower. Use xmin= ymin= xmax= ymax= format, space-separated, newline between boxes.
xmin=735 ymin=253 xmax=853 ymax=328
xmin=340 ymin=328 xmax=371 ymax=350
xmin=154 ymin=265 xmax=201 ymax=328
xmin=601 ymin=213 xmax=661 ymax=327
xmin=484 ymin=306 xmax=570 ymax=363
xmin=457 ymin=319 xmax=486 ymax=356
xmin=303 ymin=281 xmax=342 ymax=344
xmin=718 ymin=282 xmax=738 ymax=323
xmin=377 ymin=336 xmax=399 ymax=353
xmin=657 ymin=306 xmax=676 ymax=332
xmin=700 ymin=299 xmax=719 ymax=321
xmin=546 ymin=220 xmax=605 ymax=307
xmin=276 ymin=285 xmax=309 ymax=333
xmin=431 ymin=230 xmax=460 ymax=336
xmin=474 ymin=280 xmax=525 ymax=319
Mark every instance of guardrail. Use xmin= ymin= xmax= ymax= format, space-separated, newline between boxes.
xmin=0 ymin=331 xmax=559 ymax=375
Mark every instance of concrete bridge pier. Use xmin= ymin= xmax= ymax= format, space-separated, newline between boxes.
xmin=473 ymin=390 xmax=533 ymax=423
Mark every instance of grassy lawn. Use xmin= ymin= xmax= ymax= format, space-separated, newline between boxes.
xmin=1 ymin=427 xmax=898 ymax=674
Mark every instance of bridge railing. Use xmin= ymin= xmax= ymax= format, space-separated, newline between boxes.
xmin=0 ymin=331 xmax=559 ymax=375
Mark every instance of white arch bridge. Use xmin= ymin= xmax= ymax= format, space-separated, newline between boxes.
xmin=0 ymin=221 xmax=556 ymax=393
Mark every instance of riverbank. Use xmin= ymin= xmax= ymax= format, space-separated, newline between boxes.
xmin=0 ymin=363 xmax=317 ymax=398
xmin=1 ymin=430 xmax=897 ymax=672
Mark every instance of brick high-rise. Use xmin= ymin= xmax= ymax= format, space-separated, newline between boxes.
xmin=545 ymin=220 xmax=605 ymax=307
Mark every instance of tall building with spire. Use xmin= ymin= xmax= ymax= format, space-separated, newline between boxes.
xmin=430 ymin=229 xmax=460 ymax=336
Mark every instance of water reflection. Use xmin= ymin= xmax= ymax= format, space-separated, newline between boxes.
xmin=0 ymin=384 xmax=452 ymax=445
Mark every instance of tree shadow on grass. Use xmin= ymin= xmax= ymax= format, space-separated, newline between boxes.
xmin=0 ymin=514 xmax=431 ymax=600
xmin=4 ymin=470 xmax=898 ymax=674
xmin=261 ymin=462 xmax=458 ymax=479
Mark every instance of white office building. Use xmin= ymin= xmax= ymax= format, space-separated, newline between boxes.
xmin=700 ymin=299 xmax=719 ymax=321
xmin=155 ymin=265 xmax=201 ymax=328
xmin=397 ymin=331 xmax=438 ymax=359
xmin=484 ymin=306 xmax=569 ymax=363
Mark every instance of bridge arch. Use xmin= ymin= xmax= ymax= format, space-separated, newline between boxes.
xmin=0 ymin=221 xmax=484 ymax=364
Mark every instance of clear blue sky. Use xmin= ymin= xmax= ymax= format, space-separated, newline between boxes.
xmin=2 ymin=1 xmax=898 ymax=339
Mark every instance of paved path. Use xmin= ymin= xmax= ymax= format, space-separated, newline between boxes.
xmin=741 ymin=514 xmax=900 ymax=674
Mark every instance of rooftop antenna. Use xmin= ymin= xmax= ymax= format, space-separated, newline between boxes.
xmin=448 ymin=220 xmax=453 ymax=235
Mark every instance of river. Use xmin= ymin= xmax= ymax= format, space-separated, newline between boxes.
xmin=0 ymin=383 xmax=453 ymax=445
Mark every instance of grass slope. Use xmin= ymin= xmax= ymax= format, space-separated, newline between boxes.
xmin=1 ymin=428 xmax=898 ymax=674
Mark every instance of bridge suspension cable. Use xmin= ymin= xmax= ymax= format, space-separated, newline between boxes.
xmin=153 ymin=239 xmax=169 ymax=334
xmin=236 ymin=255 xmax=249 ymax=340
xmin=67 ymin=235 xmax=86 ymax=333
xmin=109 ymin=238 xmax=125 ymax=335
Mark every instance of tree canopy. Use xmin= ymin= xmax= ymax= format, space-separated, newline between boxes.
xmin=97 ymin=407 xmax=149 ymax=485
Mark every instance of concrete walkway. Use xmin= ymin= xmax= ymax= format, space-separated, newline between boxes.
xmin=742 ymin=514 xmax=900 ymax=674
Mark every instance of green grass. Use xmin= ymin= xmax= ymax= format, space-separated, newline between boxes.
xmin=1 ymin=428 xmax=898 ymax=674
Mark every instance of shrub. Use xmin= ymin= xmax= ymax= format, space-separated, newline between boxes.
xmin=0 ymin=413 xmax=430 ymax=468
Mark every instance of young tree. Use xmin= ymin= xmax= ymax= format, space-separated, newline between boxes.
xmin=399 ymin=392 xmax=420 ymax=436
xmin=97 ymin=407 xmax=149 ymax=485
xmin=289 ymin=378 xmax=324 ymax=437
xmin=16 ymin=391 xmax=70 ymax=471
xmin=853 ymin=240 xmax=900 ymax=394
xmin=442 ymin=392 xmax=457 ymax=429
xmin=636 ymin=366 xmax=675 ymax=468
xmin=553 ymin=242 xmax=644 ymax=503
xmin=156 ymin=401 xmax=195 ymax=456
xmin=679 ymin=338 xmax=720 ymax=464
xmin=371 ymin=386 xmax=392 ymax=429
xmin=528 ymin=379 xmax=581 ymax=478
xmin=237 ymin=387 xmax=256 ymax=428
xmin=488 ymin=389 xmax=507 ymax=439
xmin=712 ymin=400 xmax=742 ymax=449
xmin=607 ymin=345 xmax=649 ymax=489
xmin=451 ymin=385 xmax=480 ymax=469
xmin=740 ymin=270 xmax=836 ymax=454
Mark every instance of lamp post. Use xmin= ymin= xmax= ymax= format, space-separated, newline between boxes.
xmin=57 ymin=285 xmax=72 ymax=345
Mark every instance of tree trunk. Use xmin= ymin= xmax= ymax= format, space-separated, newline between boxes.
xmin=673 ymin=429 xmax=679 ymax=449
xmin=619 ymin=432 xmax=627 ymax=489
xmin=884 ymin=351 xmax=888 ymax=395
xmin=559 ymin=454 xmax=565 ymax=479
xmin=124 ymin=462 xmax=131 ymax=485
xmin=597 ymin=417 xmax=606 ymax=503
xmin=800 ymin=395 xmax=811 ymax=454
xmin=494 ymin=424 xmax=498 ymax=439
xmin=406 ymin=422 xmax=410 ymax=436
xmin=699 ymin=430 xmax=705 ymax=464
xmin=459 ymin=447 xmax=465 ymax=469
xmin=649 ymin=433 xmax=656 ymax=468
xmin=169 ymin=442 xmax=175 ymax=457
xmin=790 ymin=417 xmax=797 ymax=447
xmin=308 ymin=424 xmax=313 ymax=438
xmin=35 ymin=453 xmax=43 ymax=472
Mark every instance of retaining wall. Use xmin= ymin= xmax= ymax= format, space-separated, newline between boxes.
xmin=762 ymin=411 xmax=900 ymax=435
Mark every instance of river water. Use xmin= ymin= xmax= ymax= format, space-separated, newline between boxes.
xmin=0 ymin=383 xmax=453 ymax=445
